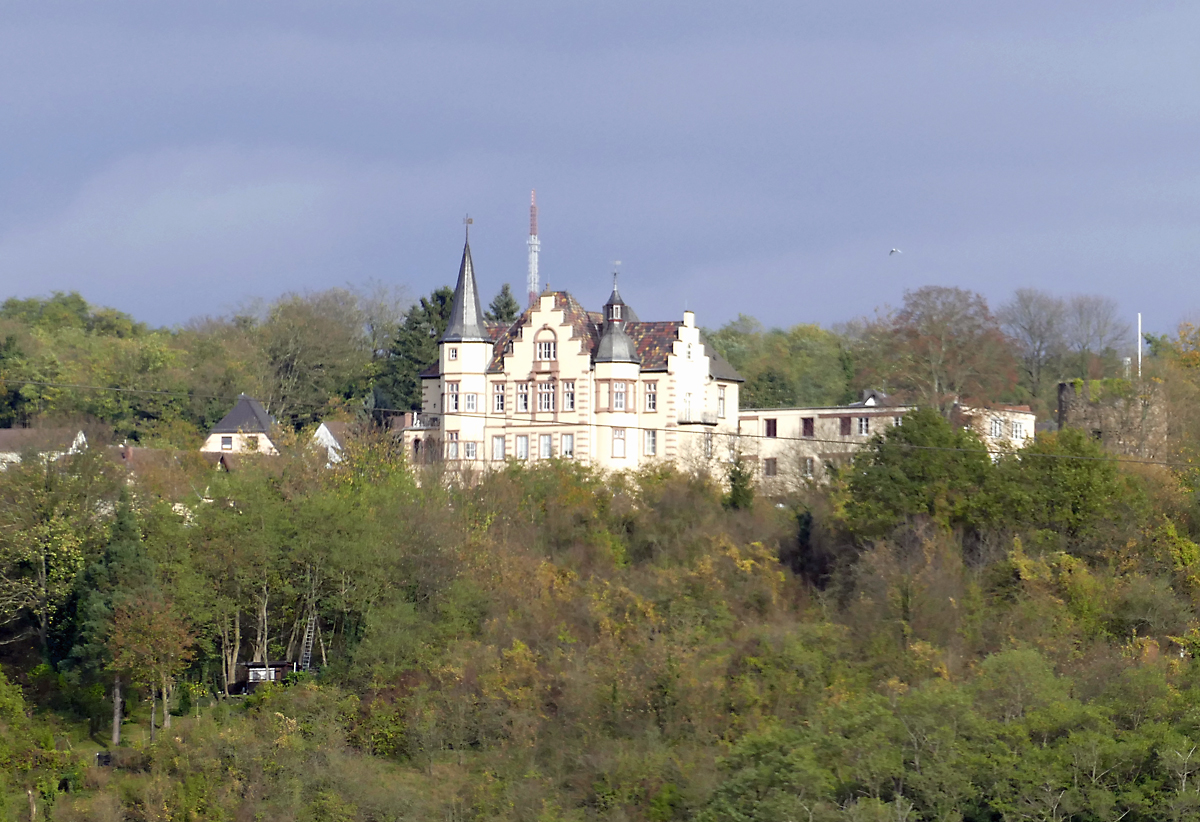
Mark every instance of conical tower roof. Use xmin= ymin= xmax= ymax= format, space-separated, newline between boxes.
xmin=596 ymin=273 xmax=641 ymax=363
xmin=441 ymin=238 xmax=488 ymax=342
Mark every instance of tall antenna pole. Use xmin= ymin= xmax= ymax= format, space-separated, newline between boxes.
xmin=1137 ymin=312 xmax=1142 ymax=380
xmin=527 ymin=190 xmax=540 ymax=308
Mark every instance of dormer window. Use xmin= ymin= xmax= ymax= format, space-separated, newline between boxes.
xmin=610 ymin=304 xmax=621 ymax=321
xmin=449 ymin=347 xmax=458 ymax=360
xmin=536 ymin=341 xmax=556 ymax=361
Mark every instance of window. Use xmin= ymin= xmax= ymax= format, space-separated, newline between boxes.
xmin=1012 ymin=421 xmax=1024 ymax=439
xmin=611 ymin=304 xmax=621 ymax=320
xmin=764 ymin=458 xmax=777 ymax=477
xmin=704 ymin=431 xmax=713 ymax=459
xmin=464 ymin=441 xmax=477 ymax=460
xmin=464 ymin=393 xmax=477 ymax=413
xmin=446 ymin=432 xmax=459 ymax=460
xmin=517 ymin=383 xmax=529 ymax=412
xmin=645 ymin=382 xmax=657 ymax=412
xmin=516 ymin=435 xmax=529 ymax=460
xmin=858 ymin=417 xmax=869 ymax=436
xmin=493 ymin=383 xmax=505 ymax=412
xmin=684 ymin=393 xmax=693 ymax=421
xmin=990 ymin=418 xmax=1004 ymax=439
xmin=561 ymin=434 xmax=574 ymax=458
xmin=765 ymin=419 xmax=777 ymax=438
xmin=492 ymin=436 xmax=506 ymax=460
xmin=448 ymin=347 xmax=458 ymax=360
xmin=803 ymin=457 xmax=815 ymax=478
xmin=718 ymin=386 xmax=726 ymax=418
xmin=536 ymin=340 xmax=556 ymax=361
xmin=645 ymin=429 xmax=657 ymax=456
xmin=612 ymin=428 xmax=626 ymax=458
xmin=537 ymin=382 xmax=555 ymax=412
xmin=894 ymin=416 xmax=903 ymax=428
xmin=687 ymin=344 xmax=693 ymax=360
xmin=221 ymin=435 xmax=233 ymax=451
xmin=613 ymin=381 xmax=626 ymax=411
xmin=539 ymin=434 xmax=552 ymax=459
xmin=446 ymin=382 xmax=459 ymax=412
xmin=563 ymin=381 xmax=575 ymax=411
xmin=802 ymin=417 xmax=814 ymax=438
xmin=840 ymin=417 xmax=852 ymax=436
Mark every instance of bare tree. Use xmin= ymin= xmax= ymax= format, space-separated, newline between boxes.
xmin=1064 ymin=294 xmax=1130 ymax=378
xmin=858 ymin=286 xmax=1017 ymax=415
xmin=998 ymin=289 xmax=1066 ymax=400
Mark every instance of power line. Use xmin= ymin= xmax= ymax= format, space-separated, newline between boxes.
xmin=0 ymin=378 xmax=1188 ymax=470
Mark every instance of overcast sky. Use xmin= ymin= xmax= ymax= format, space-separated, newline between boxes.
xmin=1 ymin=3 xmax=1198 ymax=334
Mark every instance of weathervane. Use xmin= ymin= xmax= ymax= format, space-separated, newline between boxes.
xmin=463 ymin=214 xmax=473 ymax=240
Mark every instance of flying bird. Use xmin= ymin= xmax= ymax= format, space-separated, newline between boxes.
xmin=889 ymin=248 xmax=902 ymax=255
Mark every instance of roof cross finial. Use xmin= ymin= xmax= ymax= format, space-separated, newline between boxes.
xmin=613 ymin=260 xmax=621 ymax=289
xmin=463 ymin=214 xmax=473 ymax=241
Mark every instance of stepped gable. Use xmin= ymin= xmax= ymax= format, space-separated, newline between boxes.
xmin=211 ymin=394 xmax=273 ymax=434
xmin=486 ymin=291 xmax=600 ymax=373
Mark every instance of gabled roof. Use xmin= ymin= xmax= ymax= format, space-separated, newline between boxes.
xmin=0 ymin=428 xmax=86 ymax=454
xmin=211 ymin=395 xmax=274 ymax=434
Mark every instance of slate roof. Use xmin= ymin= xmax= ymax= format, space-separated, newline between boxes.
xmin=211 ymin=395 xmax=274 ymax=434
xmin=440 ymin=240 xmax=488 ymax=343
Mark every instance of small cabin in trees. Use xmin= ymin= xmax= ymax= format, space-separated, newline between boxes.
xmin=0 ymin=428 xmax=87 ymax=467
xmin=200 ymin=394 xmax=279 ymax=456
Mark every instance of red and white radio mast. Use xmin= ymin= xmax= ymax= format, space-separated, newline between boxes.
xmin=527 ymin=190 xmax=540 ymax=308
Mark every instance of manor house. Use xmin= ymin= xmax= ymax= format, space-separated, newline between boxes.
xmin=402 ymin=238 xmax=743 ymax=469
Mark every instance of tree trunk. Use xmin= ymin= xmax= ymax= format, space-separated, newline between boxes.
xmin=149 ymin=689 xmax=157 ymax=743
xmin=111 ymin=674 xmax=122 ymax=746
xmin=161 ymin=676 xmax=172 ymax=730
xmin=253 ymin=581 xmax=269 ymax=664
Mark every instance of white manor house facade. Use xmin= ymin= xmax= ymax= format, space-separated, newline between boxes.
xmin=402 ymin=238 xmax=745 ymax=470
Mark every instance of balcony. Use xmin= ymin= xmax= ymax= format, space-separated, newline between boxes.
xmin=678 ymin=411 xmax=718 ymax=426
xmin=407 ymin=413 xmax=441 ymax=430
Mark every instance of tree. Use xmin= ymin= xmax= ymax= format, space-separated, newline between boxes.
xmin=843 ymin=407 xmax=992 ymax=536
xmin=1064 ymin=294 xmax=1130 ymax=379
xmin=485 ymin=284 xmax=521 ymax=324
xmin=999 ymin=288 xmax=1066 ymax=404
xmin=108 ymin=595 xmax=194 ymax=740
xmin=376 ymin=286 xmax=454 ymax=412
xmin=857 ymin=286 xmax=1017 ymax=415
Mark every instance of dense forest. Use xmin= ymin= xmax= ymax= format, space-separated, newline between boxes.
xmin=5 ymin=283 xmax=1200 ymax=820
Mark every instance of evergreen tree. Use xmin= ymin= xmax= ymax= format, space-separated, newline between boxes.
xmin=69 ymin=489 xmax=154 ymax=745
xmin=485 ymin=283 xmax=521 ymax=324
xmin=375 ymin=286 xmax=454 ymax=412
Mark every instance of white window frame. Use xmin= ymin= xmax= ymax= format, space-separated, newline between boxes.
xmin=517 ymin=383 xmax=529 ymax=413
xmin=464 ymin=393 xmax=477 ymax=413
xmin=1012 ymin=421 xmax=1024 ymax=439
xmin=613 ymin=381 xmax=626 ymax=411
xmin=803 ymin=457 xmax=814 ymax=478
xmin=990 ymin=418 xmax=1004 ymax=439
xmin=493 ymin=383 xmax=505 ymax=413
xmin=221 ymin=435 xmax=233 ymax=451
xmin=563 ymin=381 xmax=575 ymax=411
xmin=446 ymin=382 xmax=459 ymax=412
xmin=645 ymin=382 xmax=657 ymax=412
xmin=492 ymin=435 xmax=505 ymax=460
xmin=858 ymin=417 xmax=869 ymax=436
xmin=539 ymin=434 xmax=552 ymax=459
xmin=612 ymin=428 xmax=626 ymax=458
xmin=561 ymin=433 xmax=574 ymax=458
xmin=536 ymin=340 xmax=556 ymax=361
xmin=446 ymin=432 xmax=459 ymax=460
xmin=718 ymin=385 xmax=726 ymax=418
xmin=537 ymin=382 xmax=555 ymax=412
xmin=516 ymin=435 xmax=529 ymax=460
xmin=464 ymin=441 xmax=476 ymax=460
xmin=644 ymin=429 xmax=657 ymax=456
xmin=894 ymin=416 xmax=903 ymax=428
xmin=448 ymin=347 xmax=458 ymax=360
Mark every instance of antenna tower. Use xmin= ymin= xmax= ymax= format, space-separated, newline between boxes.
xmin=527 ymin=190 xmax=540 ymax=308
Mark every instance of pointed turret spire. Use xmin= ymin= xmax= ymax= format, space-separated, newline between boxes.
xmin=596 ymin=267 xmax=641 ymax=363
xmin=441 ymin=221 xmax=488 ymax=342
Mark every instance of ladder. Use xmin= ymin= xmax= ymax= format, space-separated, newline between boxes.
xmin=298 ymin=613 xmax=317 ymax=672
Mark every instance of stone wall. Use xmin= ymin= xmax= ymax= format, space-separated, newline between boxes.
xmin=1056 ymin=379 xmax=1167 ymax=459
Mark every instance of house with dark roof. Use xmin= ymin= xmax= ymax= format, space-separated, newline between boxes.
xmin=0 ymin=428 xmax=87 ymax=466
xmin=200 ymin=394 xmax=279 ymax=456
xmin=401 ymin=234 xmax=743 ymax=469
